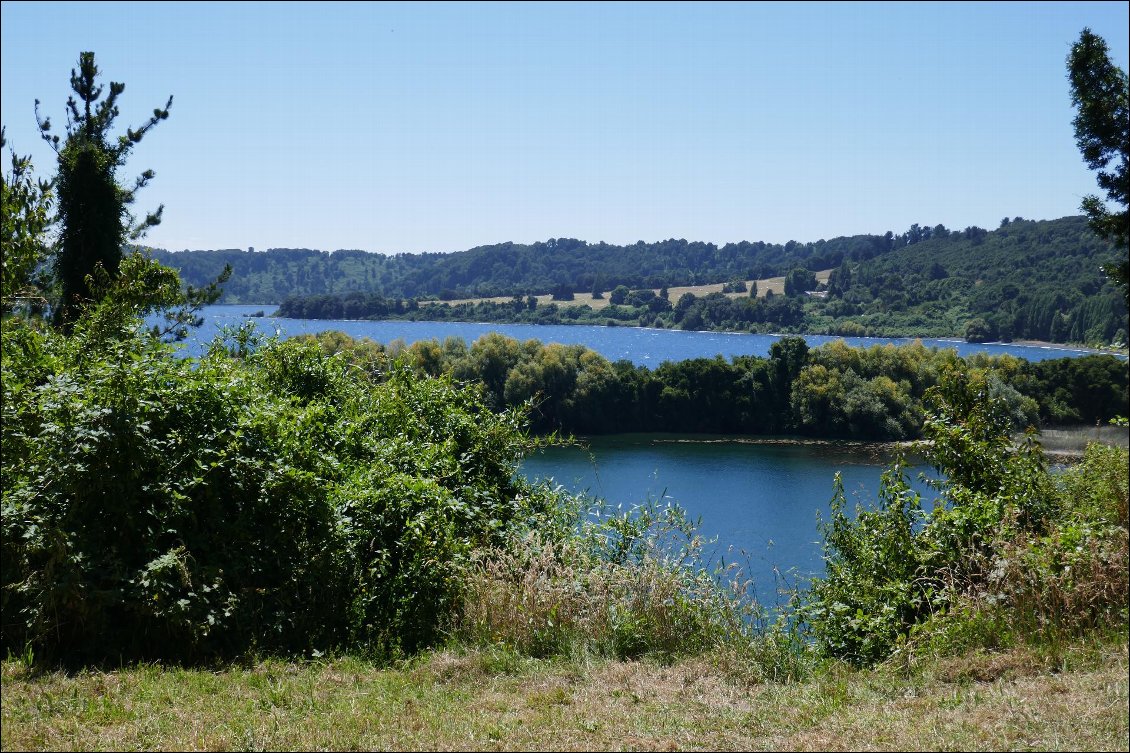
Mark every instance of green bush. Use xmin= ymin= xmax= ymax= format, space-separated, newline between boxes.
xmin=1 ymin=303 xmax=558 ymax=664
xmin=804 ymin=369 xmax=1128 ymax=666
xmin=804 ymin=462 xmax=937 ymax=665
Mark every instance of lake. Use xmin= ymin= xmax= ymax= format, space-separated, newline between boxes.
xmin=519 ymin=434 xmax=934 ymax=605
xmin=175 ymin=304 xmax=1113 ymax=366
xmin=171 ymin=306 xmax=1104 ymax=603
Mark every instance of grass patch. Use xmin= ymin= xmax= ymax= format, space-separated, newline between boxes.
xmin=424 ymin=270 xmax=833 ymax=312
xmin=3 ymin=636 xmax=1126 ymax=751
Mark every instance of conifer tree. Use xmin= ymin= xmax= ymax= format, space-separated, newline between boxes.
xmin=36 ymin=52 xmax=172 ymax=327
xmin=1068 ymin=29 xmax=1129 ymax=306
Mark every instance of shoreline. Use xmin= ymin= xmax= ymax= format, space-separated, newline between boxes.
xmin=997 ymin=338 xmax=1128 ymax=357
xmin=638 ymin=429 xmax=1127 ymax=462
xmin=263 ymin=313 xmax=1125 ymax=354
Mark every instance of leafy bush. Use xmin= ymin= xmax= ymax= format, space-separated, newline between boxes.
xmin=913 ymin=441 xmax=1128 ymax=655
xmin=803 ymin=462 xmax=936 ymax=666
xmin=804 ymin=369 xmax=1129 ymax=666
xmin=1 ymin=301 xmax=559 ymax=664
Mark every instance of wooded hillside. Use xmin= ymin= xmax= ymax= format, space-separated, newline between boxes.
xmin=148 ymin=216 xmax=1127 ymax=345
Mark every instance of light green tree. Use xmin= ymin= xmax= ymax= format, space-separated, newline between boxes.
xmin=0 ymin=128 xmax=54 ymax=311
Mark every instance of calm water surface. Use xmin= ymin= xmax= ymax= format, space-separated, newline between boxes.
xmin=177 ymin=305 xmax=1113 ymax=365
xmin=519 ymin=435 xmax=934 ymax=604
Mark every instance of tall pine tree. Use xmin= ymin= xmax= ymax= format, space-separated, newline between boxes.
xmin=1068 ymin=29 xmax=1129 ymax=307
xmin=36 ymin=52 xmax=172 ymax=327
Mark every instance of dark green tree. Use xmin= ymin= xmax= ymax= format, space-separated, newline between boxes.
xmin=826 ymin=262 xmax=851 ymax=297
xmin=1067 ymin=29 xmax=1129 ymax=305
xmin=36 ymin=52 xmax=172 ymax=327
xmin=783 ymin=267 xmax=818 ymax=297
xmin=963 ymin=317 xmax=995 ymax=343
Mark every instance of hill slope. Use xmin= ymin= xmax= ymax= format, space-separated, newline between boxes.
xmin=150 ymin=216 xmax=1127 ymax=345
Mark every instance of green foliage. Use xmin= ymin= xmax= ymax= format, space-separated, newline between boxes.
xmin=35 ymin=52 xmax=173 ymax=327
xmin=783 ymin=267 xmax=818 ymax=297
xmin=1057 ymin=442 xmax=1129 ymax=528
xmin=804 ymin=369 xmax=1128 ymax=666
xmin=1 ymin=299 xmax=557 ymax=664
xmin=821 ymin=217 xmax=1125 ymax=346
xmin=292 ymin=331 xmax=1126 ymax=442
xmin=915 ymin=441 xmax=1128 ymax=656
xmin=1067 ymin=28 xmax=1129 ymax=306
xmin=0 ymin=128 xmax=54 ymax=311
xmin=805 ymin=464 xmax=933 ymax=665
xmin=963 ymin=317 xmax=994 ymax=343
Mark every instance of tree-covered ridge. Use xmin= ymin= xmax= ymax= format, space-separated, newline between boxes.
xmin=151 ymin=216 xmax=1118 ymax=305
xmin=149 ymin=232 xmax=885 ymax=303
xmin=157 ymin=215 xmax=1126 ymax=346
xmin=816 ymin=215 xmax=1127 ymax=344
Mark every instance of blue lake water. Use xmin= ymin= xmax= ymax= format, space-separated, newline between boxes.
xmin=519 ymin=435 xmax=935 ymax=605
xmin=173 ymin=305 xmax=1114 ymax=366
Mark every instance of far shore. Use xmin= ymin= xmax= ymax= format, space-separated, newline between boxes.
xmin=993 ymin=338 xmax=1128 ymax=357
xmin=636 ymin=426 xmax=1130 ymax=461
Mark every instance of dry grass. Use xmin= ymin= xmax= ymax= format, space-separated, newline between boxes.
xmin=456 ymin=532 xmax=745 ymax=660
xmin=3 ymin=637 xmax=1126 ymax=751
xmin=420 ymin=270 xmax=833 ymax=312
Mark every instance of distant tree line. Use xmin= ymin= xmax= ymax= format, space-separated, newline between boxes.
xmin=274 ymin=287 xmax=812 ymax=332
xmin=150 ymin=234 xmax=885 ymax=303
xmin=296 ymin=332 xmax=1129 ymax=441
xmin=149 ymin=218 xmax=1110 ymax=301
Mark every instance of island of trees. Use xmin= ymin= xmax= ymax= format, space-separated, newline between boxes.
xmin=289 ymin=329 xmax=1127 ymax=441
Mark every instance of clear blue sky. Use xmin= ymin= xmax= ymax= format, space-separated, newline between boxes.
xmin=2 ymin=1 xmax=1127 ymax=254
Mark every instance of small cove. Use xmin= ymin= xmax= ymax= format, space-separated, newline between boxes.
xmin=519 ymin=434 xmax=936 ymax=604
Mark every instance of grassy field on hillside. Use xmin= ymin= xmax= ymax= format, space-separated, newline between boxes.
xmin=420 ymin=270 xmax=833 ymax=312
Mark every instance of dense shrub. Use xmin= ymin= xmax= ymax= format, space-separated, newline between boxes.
xmin=804 ymin=370 xmax=1129 ymax=666
xmin=1 ymin=303 xmax=560 ymax=664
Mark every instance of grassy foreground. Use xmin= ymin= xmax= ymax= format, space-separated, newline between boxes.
xmin=3 ymin=635 xmax=1127 ymax=752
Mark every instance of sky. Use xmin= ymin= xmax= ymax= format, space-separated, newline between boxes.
xmin=2 ymin=1 xmax=1128 ymax=255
